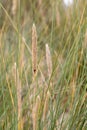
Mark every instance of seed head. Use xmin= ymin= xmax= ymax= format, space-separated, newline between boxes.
xmin=32 ymin=23 xmax=37 ymax=77
xmin=46 ymin=44 xmax=52 ymax=78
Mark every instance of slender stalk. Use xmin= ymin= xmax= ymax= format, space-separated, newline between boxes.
xmin=12 ymin=63 xmax=23 ymax=130
xmin=43 ymin=91 xmax=50 ymax=130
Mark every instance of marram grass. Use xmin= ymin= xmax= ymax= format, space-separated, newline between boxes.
xmin=0 ymin=1 xmax=87 ymax=130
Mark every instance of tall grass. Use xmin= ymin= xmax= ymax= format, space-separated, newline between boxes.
xmin=0 ymin=0 xmax=87 ymax=130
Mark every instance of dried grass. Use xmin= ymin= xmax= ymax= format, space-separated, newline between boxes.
xmin=46 ymin=44 xmax=52 ymax=79
xmin=12 ymin=0 xmax=17 ymax=16
xmin=12 ymin=63 xmax=23 ymax=130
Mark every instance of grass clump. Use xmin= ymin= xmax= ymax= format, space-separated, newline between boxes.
xmin=0 ymin=0 xmax=87 ymax=130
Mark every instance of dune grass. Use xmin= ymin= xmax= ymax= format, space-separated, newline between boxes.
xmin=0 ymin=0 xmax=87 ymax=130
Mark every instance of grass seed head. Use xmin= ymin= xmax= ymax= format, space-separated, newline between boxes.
xmin=12 ymin=0 xmax=17 ymax=16
xmin=32 ymin=23 xmax=37 ymax=78
xmin=46 ymin=44 xmax=52 ymax=78
xmin=12 ymin=63 xmax=23 ymax=130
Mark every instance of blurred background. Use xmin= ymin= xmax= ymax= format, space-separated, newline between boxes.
xmin=0 ymin=0 xmax=87 ymax=53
